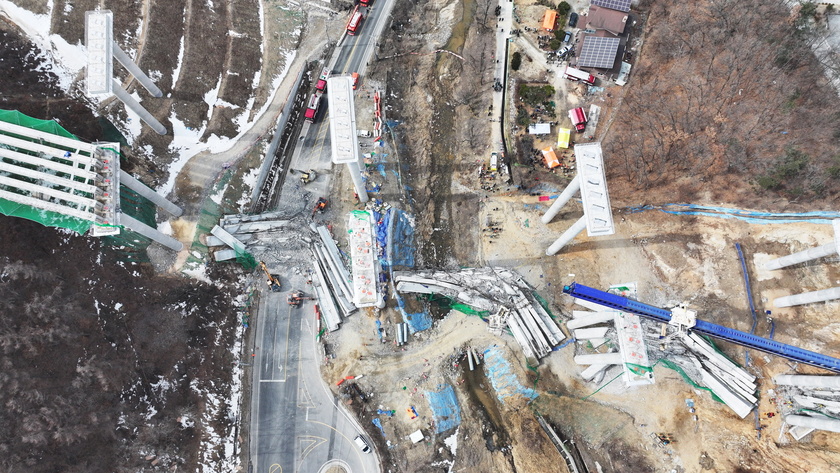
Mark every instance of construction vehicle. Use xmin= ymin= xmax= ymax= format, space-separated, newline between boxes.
xmin=298 ymin=169 xmax=317 ymax=185
xmin=312 ymin=197 xmax=328 ymax=217
xmin=259 ymin=261 xmax=282 ymax=292
xmin=287 ymin=290 xmax=313 ymax=307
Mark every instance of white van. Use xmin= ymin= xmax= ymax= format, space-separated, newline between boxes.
xmin=354 ymin=435 xmax=371 ymax=453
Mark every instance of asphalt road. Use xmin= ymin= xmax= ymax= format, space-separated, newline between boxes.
xmin=298 ymin=0 xmax=392 ymax=169
xmin=249 ymin=2 xmax=395 ymax=471
xmin=250 ymin=283 xmax=378 ymax=473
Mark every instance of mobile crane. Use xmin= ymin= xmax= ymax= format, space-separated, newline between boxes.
xmin=259 ymin=261 xmax=282 ymax=292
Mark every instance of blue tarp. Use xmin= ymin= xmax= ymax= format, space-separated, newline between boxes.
xmin=483 ymin=347 xmax=538 ymax=404
xmin=397 ymin=293 xmax=432 ymax=333
xmin=426 ymin=384 xmax=462 ymax=433
xmin=388 ymin=209 xmax=416 ymax=269
xmin=372 ymin=418 xmax=385 ymax=436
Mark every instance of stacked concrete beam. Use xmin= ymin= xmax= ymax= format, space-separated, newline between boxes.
xmin=681 ymin=333 xmax=757 ymax=418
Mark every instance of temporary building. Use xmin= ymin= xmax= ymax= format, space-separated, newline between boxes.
xmin=557 ymin=128 xmax=571 ymax=149
xmin=542 ymin=10 xmax=557 ymax=31
xmin=542 ymin=147 xmax=560 ymax=168
xmin=528 ymin=123 xmax=551 ymax=135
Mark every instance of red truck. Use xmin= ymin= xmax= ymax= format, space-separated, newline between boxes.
xmin=315 ymin=68 xmax=329 ymax=92
xmin=304 ymin=94 xmax=321 ymax=122
xmin=568 ymin=107 xmax=587 ymax=133
xmin=360 ymin=0 xmax=374 ymax=6
xmin=347 ymin=6 xmax=363 ymax=35
xmin=562 ymin=66 xmax=596 ymax=85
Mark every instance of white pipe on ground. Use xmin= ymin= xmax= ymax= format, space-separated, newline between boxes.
xmin=786 ymin=415 xmax=840 ymax=434
xmin=775 ymin=374 xmax=840 ymax=389
xmin=774 ymin=286 xmax=840 ymax=308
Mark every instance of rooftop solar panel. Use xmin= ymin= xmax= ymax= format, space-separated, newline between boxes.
xmin=577 ymin=36 xmax=621 ymax=69
xmin=592 ymin=0 xmax=631 ymax=12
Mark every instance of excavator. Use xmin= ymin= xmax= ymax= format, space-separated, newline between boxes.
xmin=259 ymin=261 xmax=282 ymax=292
xmin=287 ymin=290 xmax=313 ymax=307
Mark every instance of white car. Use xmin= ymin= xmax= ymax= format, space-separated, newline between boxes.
xmin=354 ymin=435 xmax=371 ymax=453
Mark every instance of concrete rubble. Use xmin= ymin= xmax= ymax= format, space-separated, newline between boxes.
xmin=774 ymin=375 xmax=840 ymax=440
xmin=393 ymin=267 xmax=564 ymax=360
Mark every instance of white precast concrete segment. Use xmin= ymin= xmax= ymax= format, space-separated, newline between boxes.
xmin=118 ymin=170 xmax=182 ymax=216
xmin=786 ymin=415 xmax=840 ymax=434
xmin=702 ymin=362 xmax=758 ymax=404
xmin=793 ymin=395 xmax=840 ymax=412
xmin=210 ymin=225 xmax=248 ymax=254
xmin=775 ymin=375 xmax=840 ymax=388
xmin=774 ymin=286 xmax=840 ymax=308
xmin=0 ymin=174 xmax=97 ymax=209
xmin=346 ymin=160 xmax=369 ymax=203
xmin=766 ymin=220 xmax=840 ymax=270
xmin=213 ymin=249 xmax=237 ymax=261
xmin=574 ymin=353 xmax=623 ymax=365
xmin=112 ymin=82 xmax=167 ymax=135
xmin=541 ymin=175 xmax=580 ymax=224
xmin=112 ymin=43 xmax=163 ymax=97
xmin=0 ymin=188 xmax=94 ymax=222
xmin=684 ymin=333 xmax=756 ymax=383
xmin=120 ymin=213 xmax=183 ymax=251
xmin=0 ymin=144 xmax=97 ymax=181
xmin=529 ymin=297 xmax=566 ymax=344
xmin=580 ymin=364 xmax=609 ymax=381
xmin=567 ymin=312 xmax=617 ymax=329
xmin=395 ymin=281 xmax=436 ymax=294
xmin=699 ymin=368 xmax=754 ymax=419
xmin=85 ymin=10 xmax=114 ymax=95
xmin=573 ymin=327 xmax=610 ymax=339
xmin=514 ymin=308 xmax=550 ymax=356
xmin=314 ymin=242 xmax=354 ymax=305
xmin=575 ymin=142 xmax=615 ymax=237
xmin=317 ymin=226 xmax=354 ymax=300
xmin=507 ymin=310 xmax=538 ymax=360
xmin=0 ymin=161 xmax=99 ymax=195
xmin=312 ymin=260 xmax=341 ymax=331
xmin=313 ymin=245 xmax=357 ymax=317
xmin=546 ymin=215 xmax=588 ymax=255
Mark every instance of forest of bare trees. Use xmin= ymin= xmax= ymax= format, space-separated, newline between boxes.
xmin=606 ymin=0 xmax=840 ymax=204
xmin=0 ymin=217 xmax=238 ymax=472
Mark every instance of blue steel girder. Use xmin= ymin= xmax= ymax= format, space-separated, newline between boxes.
xmin=562 ymin=282 xmax=840 ymax=373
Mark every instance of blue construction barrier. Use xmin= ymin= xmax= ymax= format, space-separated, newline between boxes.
xmin=426 ymin=384 xmax=461 ymax=433
xmin=625 ymin=204 xmax=840 ymax=225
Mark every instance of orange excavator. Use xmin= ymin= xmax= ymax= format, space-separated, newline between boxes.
xmin=259 ymin=261 xmax=282 ymax=292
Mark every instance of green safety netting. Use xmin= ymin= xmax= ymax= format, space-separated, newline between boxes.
xmin=531 ymin=291 xmax=558 ymax=319
xmin=184 ymin=169 xmax=257 ymax=271
xmin=0 ymin=109 xmax=78 ymax=140
xmin=0 ymin=197 xmax=92 ymax=234
xmin=0 ymin=110 xmax=94 ymax=234
xmin=421 ymin=293 xmax=490 ymax=317
xmin=102 ymin=186 xmax=157 ymax=263
xmin=658 ymin=359 xmax=724 ymax=404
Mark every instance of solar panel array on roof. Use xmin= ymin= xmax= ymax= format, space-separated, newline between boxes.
xmin=592 ymin=0 xmax=631 ymax=12
xmin=577 ymin=36 xmax=621 ymax=69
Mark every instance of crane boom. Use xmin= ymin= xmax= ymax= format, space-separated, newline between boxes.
xmin=562 ymin=282 xmax=840 ymax=373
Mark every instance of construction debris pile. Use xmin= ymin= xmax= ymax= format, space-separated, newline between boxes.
xmin=207 ymin=211 xmax=309 ymax=263
xmin=774 ymin=375 xmax=840 ymax=440
xmin=393 ymin=267 xmax=565 ymax=361
xmin=567 ymin=284 xmax=758 ymax=419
